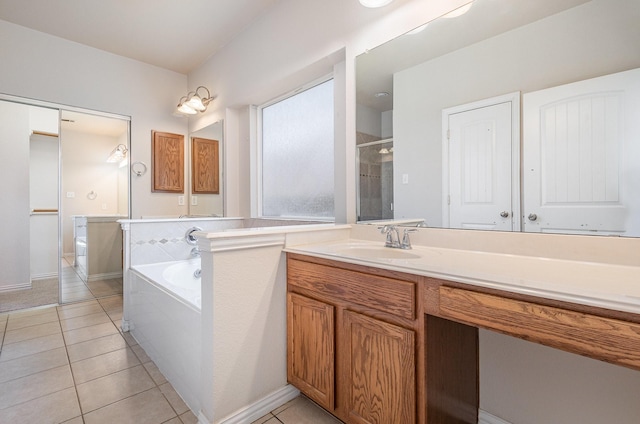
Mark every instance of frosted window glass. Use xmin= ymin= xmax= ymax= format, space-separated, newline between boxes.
xmin=262 ymin=79 xmax=334 ymax=218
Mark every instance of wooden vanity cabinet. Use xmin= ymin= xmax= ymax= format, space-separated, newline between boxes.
xmin=287 ymin=253 xmax=421 ymax=424
xmin=287 ymin=292 xmax=335 ymax=410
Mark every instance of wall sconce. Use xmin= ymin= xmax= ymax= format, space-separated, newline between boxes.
xmin=176 ymin=86 xmax=216 ymax=115
xmin=107 ymin=144 xmax=128 ymax=164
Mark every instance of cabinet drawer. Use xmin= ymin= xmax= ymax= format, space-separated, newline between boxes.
xmin=439 ymin=286 xmax=640 ymax=370
xmin=288 ymin=258 xmax=416 ymax=320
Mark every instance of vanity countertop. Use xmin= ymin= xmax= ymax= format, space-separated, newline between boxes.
xmin=284 ymin=238 xmax=640 ymax=315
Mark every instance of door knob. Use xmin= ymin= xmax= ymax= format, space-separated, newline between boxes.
xmin=528 ymin=213 xmax=538 ymax=221
xmin=500 ymin=211 xmax=509 ymax=218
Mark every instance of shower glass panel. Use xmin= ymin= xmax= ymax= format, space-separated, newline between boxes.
xmin=357 ymin=139 xmax=394 ymax=221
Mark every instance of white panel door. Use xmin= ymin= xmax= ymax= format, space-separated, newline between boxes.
xmin=444 ymin=94 xmax=519 ymax=231
xmin=523 ymin=68 xmax=640 ymax=236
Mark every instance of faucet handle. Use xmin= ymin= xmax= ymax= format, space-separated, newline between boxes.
xmin=401 ymin=228 xmax=418 ymax=249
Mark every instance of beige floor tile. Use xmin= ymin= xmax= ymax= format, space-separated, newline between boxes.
xmin=57 ymin=302 xmax=104 ymax=320
xmin=66 ymin=333 xmax=128 ymax=363
xmin=62 ymin=416 xmax=84 ymax=424
xmin=82 ymin=387 xmax=177 ymax=424
xmin=275 ymin=396 xmax=341 ymax=424
xmin=97 ymin=295 xmax=123 ymax=312
xmin=76 ymin=364 xmax=156 ymax=413
xmin=179 ymin=410 xmax=199 ymax=424
xmin=57 ymin=300 xmax=100 ymax=311
xmin=107 ymin=309 xmax=123 ymax=321
xmin=7 ymin=305 xmax=57 ymax=319
xmin=0 ymin=332 xmax=65 ymax=362
xmin=63 ymin=322 xmax=118 ymax=346
xmin=61 ymin=292 xmax=95 ymax=303
xmin=61 ymin=311 xmax=111 ymax=332
xmin=159 ymin=382 xmax=189 ymax=415
xmin=6 ymin=309 xmax=59 ymax=331
xmin=143 ymin=360 xmax=168 ymax=385
xmin=121 ymin=331 xmax=138 ymax=347
xmin=0 ymin=386 xmax=80 ymax=424
xmin=0 ymin=364 xmax=74 ymax=409
xmin=0 ymin=346 xmax=68 ymax=384
xmin=3 ymin=320 xmax=61 ymax=345
xmin=131 ymin=343 xmax=152 ymax=363
xmin=162 ymin=417 xmax=183 ymax=424
xmin=251 ymin=413 xmax=277 ymax=424
xmin=71 ymin=347 xmax=140 ymax=384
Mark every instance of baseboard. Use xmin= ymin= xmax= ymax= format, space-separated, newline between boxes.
xmin=0 ymin=282 xmax=32 ymax=292
xmin=479 ymin=409 xmax=513 ymax=424
xmin=31 ymin=272 xmax=57 ymax=281
xmin=198 ymin=384 xmax=300 ymax=424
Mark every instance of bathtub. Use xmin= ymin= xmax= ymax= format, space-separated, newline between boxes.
xmin=129 ymin=259 xmax=202 ymax=414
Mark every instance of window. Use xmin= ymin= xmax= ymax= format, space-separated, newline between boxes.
xmin=260 ymin=79 xmax=334 ymax=219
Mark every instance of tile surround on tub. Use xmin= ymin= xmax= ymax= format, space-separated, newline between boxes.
xmin=122 ymin=218 xmax=327 ymax=266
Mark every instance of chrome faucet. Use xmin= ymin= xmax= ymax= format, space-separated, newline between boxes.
xmin=379 ymin=225 xmax=417 ymax=249
xmin=190 ymin=247 xmax=200 ymax=257
xmin=379 ymin=225 xmax=401 ymax=248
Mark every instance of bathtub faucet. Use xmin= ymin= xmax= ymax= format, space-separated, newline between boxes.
xmin=194 ymin=268 xmax=202 ymax=278
xmin=190 ymin=247 xmax=200 ymax=257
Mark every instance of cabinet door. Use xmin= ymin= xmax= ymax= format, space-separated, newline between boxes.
xmin=343 ymin=310 xmax=416 ymax=424
xmin=287 ymin=292 xmax=335 ymax=410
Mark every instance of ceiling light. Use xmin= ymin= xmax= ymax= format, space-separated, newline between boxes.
xmin=176 ymin=86 xmax=216 ymax=115
xmin=359 ymin=0 xmax=394 ymax=8
xmin=443 ymin=2 xmax=473 ymax=18
xmin=107 ymin=144 xmax=128 ymax=163
xmin=378 ymin=147 xmax=390 ymax=154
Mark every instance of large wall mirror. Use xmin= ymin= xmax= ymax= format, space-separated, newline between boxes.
xmin=0 ymin=95 xmax=130 ymax=310
xmin=187 ymin=120 xmax=224 ymax=217
xmin=356 ymin=0 xmax=640 ymax=236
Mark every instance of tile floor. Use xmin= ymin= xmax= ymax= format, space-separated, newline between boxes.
xmin=0 ymin=294 xmax=342 ymax=424
xmin=60 ymin=258 xmax=122 ymax=304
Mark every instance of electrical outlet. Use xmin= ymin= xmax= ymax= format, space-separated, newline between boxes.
xmin=101 ymin=203 xmax=107 ymax=210
xmin=191 ymin=195 xmax=198 ymax=206
xmin=402 ymin=174 xmax=409 ymax=184
xmin=66 ymin=192 xmax=75 ymax=198
xmin=178 ymin=196 xmax=185 ymax=206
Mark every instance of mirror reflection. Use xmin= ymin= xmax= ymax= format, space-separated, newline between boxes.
xmin=355 ymin=0 xmax=640 ymax=236
xmin=188 ymin=120 xmax=224 ymax=217
xmin=0 ymin=98 xmax=130 ymax=311
xmin=61 ymin=111 xmax=129 ymax=304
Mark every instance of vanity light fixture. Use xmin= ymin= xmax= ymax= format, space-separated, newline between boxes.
xmin=107 ymin=144 xmax=128 ymax=163
xmin=359 ymin=0 xmax=394 ymax=8
xmin=176 ymin=86 xmax=216 ymax=115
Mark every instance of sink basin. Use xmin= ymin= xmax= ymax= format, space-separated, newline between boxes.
xmin=333 ymin=246 xmax=421 ymax=260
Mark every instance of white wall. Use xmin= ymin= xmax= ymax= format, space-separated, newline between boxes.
xmin=480 ymin=329 xmax=640 ymax=424
xmin=29 ymin=132 xmax=59 ymax=278
xmin=61 ymin=130 xmax=126 ymax=255
xmin=187 ymin=0 xmax=470 ymax=221
xmin=185 ymin=1 xmax=640 ymax=423
xmin=0 ymin=101 xmax=32 ymax=291
xmin=393 ymin=0 xmax=640 ymax=224
xmin=0 ymin=19 xmax=189 ymax=219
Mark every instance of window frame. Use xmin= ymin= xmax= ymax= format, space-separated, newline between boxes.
xmin=255 ymin=75 xmax=335 ymax=220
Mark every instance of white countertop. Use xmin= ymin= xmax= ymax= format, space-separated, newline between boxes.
xmin=285 ymin=238 xmax=640 ymax=315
